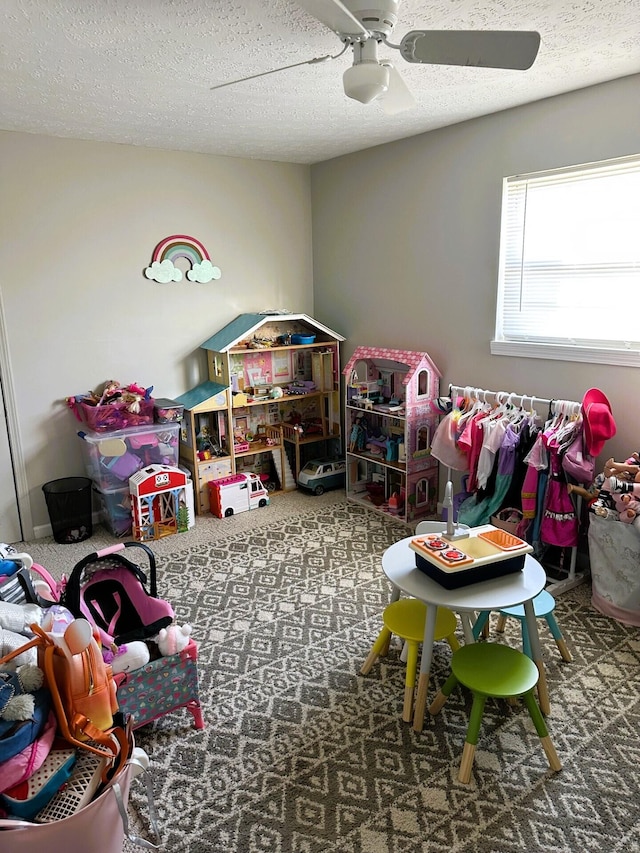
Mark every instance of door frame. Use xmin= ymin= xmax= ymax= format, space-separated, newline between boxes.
xmin=0 ymin=286 xmax=32 ymax=541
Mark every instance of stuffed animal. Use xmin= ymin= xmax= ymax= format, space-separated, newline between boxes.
xmin=0 ymin=664 xmax=44 ymax=721
xmin=156 ymin=623 xmax=192 ymax=657
xmin=614 ymin=493 xmax=640 ymax=524
xmin=102 ymin=641 xmax=150 ymax=674
xmin=41 ymin=603 xmax=75 ymax=636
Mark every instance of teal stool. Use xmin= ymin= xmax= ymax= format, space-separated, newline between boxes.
xmin=429 ymin=642 xmax=562 ymax=783
xmin=472 ymin=590 xmax=572 ymax=663
xmin=361 ymin=598 xmax=460 ymax=723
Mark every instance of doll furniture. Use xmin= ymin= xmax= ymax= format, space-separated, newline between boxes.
xmin=428 ymin=642 xmax=562 ymax=783
xmin=114 ymin=638 xmax=204 ymax=730
xmin=361 ymin=598 xmax=459 ymax=723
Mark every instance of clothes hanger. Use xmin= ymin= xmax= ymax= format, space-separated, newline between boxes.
xmin=482 ymin=391 xmax=510 ymax=423
xmin=456 ymin=386 xmax=483 ymax=424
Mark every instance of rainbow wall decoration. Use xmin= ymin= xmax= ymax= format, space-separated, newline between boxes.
xmin=144 ymin=234 xmax=222 ymax=283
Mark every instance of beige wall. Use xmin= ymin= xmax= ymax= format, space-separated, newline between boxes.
xmin=311 ymin=74 xmax=640 ymax=482
xmin=0 ymin=133 xmax=313 ymax=534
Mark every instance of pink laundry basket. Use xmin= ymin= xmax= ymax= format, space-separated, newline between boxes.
xmin=0 ymin=747 xmax=158 ymax=852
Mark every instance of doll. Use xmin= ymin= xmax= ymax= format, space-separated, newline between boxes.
xmin=603 ymin=454 xmax=640 ymax=481
xmin=614 ymin=493 xmax=640 ymax=524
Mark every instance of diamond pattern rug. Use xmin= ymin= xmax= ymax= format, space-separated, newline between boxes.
xmin=123 ymin=500 xmax=640 ymax=852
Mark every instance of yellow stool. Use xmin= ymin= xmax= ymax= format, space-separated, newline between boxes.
xmin=361 ymin=598 xmax=460 ymax=722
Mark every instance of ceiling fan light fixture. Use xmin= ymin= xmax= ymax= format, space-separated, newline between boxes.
xmin=343 ymin=61 xmax=390 ymax=104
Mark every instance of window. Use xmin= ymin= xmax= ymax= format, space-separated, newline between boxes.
xmin=492 ymin=154 xmax=640 ymax=366
xmin=418 ymin=369 xmax=430 ymax=397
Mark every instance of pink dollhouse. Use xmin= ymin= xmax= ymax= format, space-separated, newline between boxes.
xmin=129 ymin=464 xmax=194 ymax=542
xmin=343 ymin=347 xmax=442 ymax=523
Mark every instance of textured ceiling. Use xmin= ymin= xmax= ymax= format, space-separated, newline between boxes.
xmin=1 ymin=0 xmax=639 ymax=165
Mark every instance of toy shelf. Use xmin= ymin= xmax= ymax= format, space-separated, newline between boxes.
xmin=228 ymin=342 xmax=329 ymax=354
xmin=235 ymin=390 xmax=325 ymax=408
xmin=345 ymin=403 xmax=406 ymax=421
xmin=347 ymin=450 xmax=406 ymax=472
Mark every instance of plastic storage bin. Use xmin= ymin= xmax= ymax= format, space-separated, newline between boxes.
xmin=76 ymin=398 xmax=155 ymax=433
xmin=153 ymin=398 xmax=184 ymax=423
xmin=42 ymin=477 xmax=93 ymax=544
xmin=80 ymin=423 xmax=180 ymax=491
xmin=93 ymin=486 xmax=132 ymax=537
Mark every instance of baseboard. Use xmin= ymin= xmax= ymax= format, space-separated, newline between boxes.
xmin=33 ymin=510 xmax=101 ymax=541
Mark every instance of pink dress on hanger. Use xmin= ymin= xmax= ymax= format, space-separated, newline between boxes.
xmin=540 ymin=433 xmax=579 ymax=548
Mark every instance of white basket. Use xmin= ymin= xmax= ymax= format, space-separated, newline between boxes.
xmin=34 ymin=748 xmax=108 ymax=823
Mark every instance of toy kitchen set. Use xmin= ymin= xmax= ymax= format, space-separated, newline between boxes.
xmin=410 ymin=508 xmax=534 ymax=590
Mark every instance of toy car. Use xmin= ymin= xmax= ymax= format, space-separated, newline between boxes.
xmin=287 ymin=380 xmax=316 ymax=395
xmin=297 ymin=458 xmax=346 ymax=495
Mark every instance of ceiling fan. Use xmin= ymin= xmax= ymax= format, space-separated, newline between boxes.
xmin=211 ymin=0 xmax=541 ymax=115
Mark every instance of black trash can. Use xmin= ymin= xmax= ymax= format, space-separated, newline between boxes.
xmin=42 ymin=477 xmax=93 ymax=544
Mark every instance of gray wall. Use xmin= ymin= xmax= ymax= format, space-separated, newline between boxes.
xmin=312 ymin=74 xmax=640 ymax=481
xmin=0 ymin=133 xmax=313 ymax=535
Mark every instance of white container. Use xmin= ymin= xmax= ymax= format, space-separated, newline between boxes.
xmin=588 ymin=513 xmax=640 ymax=626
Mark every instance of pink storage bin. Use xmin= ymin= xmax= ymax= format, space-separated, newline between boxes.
xmin=77 ymin=399 xmax=154 ymax=433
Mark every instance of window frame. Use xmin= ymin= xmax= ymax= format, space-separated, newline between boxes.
xmin=491 ymin=153 xmax=640 ymax=367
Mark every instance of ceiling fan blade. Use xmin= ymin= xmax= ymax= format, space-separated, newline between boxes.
xmin=380 ymin=63 xmax=416 ymax=114
xmin=400 ymin=30 xmax=541 ymax=70
xmin=296 ymin=0 xmax=369 ymax=37
xmin=210 ymin=51 xmax=342 ymax=91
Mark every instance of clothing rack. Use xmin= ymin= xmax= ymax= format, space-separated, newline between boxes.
xmin=445 ymin=385 xmax=585 ymax=595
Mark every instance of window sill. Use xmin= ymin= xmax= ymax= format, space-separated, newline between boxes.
xmin=491 ymin=340 xmax=640 ymax=367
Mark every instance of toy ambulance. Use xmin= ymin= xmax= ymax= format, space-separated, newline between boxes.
xmin=207 ymin=472 xmax=270 ymax=518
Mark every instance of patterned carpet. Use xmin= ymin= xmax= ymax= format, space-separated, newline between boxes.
xmin=102 ymin=500 xmax=640 ymax=852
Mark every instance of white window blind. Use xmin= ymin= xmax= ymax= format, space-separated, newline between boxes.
xmin=493 ymin=154 xmax=640 ymax=364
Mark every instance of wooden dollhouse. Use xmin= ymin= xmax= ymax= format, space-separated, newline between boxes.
xmin=175 ymin=313 xmax=345 ymax=514
xmin=173 ymin=380 xmax=236 ymax=515
xmin=129 ymin=464 xmax=194 ymax=542
xmin=342 ymin=347 xmax=442 ymax=524
xmin=201 ymin=313 xmax=344 ymax=491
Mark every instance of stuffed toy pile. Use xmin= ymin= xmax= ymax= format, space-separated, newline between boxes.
xmin=568 ymin=452 xmax=640 ymax=528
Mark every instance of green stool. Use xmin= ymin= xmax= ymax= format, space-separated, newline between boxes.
xmin=361 ymin=598 xmax=460 ymax=723
xmin=429 ymin=642 xmax=562 ymax=783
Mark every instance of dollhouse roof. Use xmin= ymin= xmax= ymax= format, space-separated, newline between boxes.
xmin=174 ymin=380 xmax=227 ymax=410
xmin=342 ymin=347 xmax=442 ymax=386
xmin=200 ymin=313 xmax=345 ymax=353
